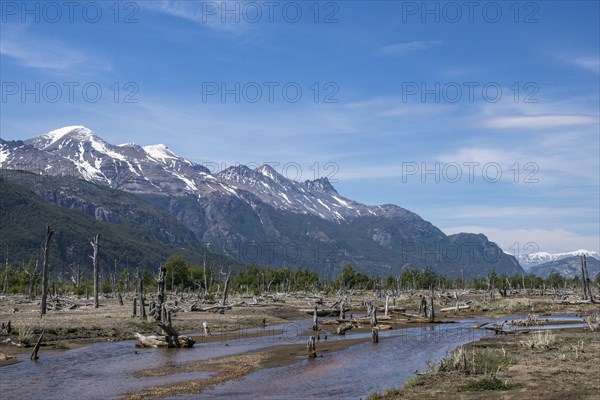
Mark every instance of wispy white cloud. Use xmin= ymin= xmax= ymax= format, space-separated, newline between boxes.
xmin=141 ymin=0 xmax=253 ymax=34
xmin=381 ymin=40 xmax=443 ymax=55
xmin=571 ymin=56 xmax=600 ymax=73
xmin=442 ymin=206 xmax=596 ymax=220
xmin=0 ymin=26 xmax=111 ymax=73
xmin=482 ymin=114 xmax=598 ymax=129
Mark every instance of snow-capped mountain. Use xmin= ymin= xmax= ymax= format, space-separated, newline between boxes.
xmin=2 ymin=126 xmax=373 ymax=222
xmin=528 ymin=255 xmax=600 ymax=279
xmin=0 ymin=126 xmax=524 ymax=278
xmin=519 ymin=250 xmax=599 ymax=271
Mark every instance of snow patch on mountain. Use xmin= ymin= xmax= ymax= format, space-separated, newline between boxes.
xmin=0 ymin=146 xmax=10 ymax=163
xmin=143 ymin=144 xmax=178 ymax=163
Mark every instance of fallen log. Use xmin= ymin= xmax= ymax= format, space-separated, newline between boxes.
xmin=134 ymin=332 xmax=194 ymax=348
xmin=440 ymin=305 xmax=470 ymax=312
xmin=336 ymin=323 xmax=353 ymax=335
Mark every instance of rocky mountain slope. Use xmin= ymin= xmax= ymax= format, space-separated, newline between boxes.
xmin=1 ymin=126 xmax=524 ymax=278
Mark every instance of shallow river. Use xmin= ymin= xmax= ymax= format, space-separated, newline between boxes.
xmin=0 ymin=314 xmax=586 ymax=400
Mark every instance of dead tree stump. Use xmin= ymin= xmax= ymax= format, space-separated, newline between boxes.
xmin=371 ymin=327 xmax=379 ymax=343
xmin=384 ymin=295 xmax=389 ymax=316
xmin=312 ymin=306 xmax=319 ymax=331
xmin=30 ymin=332 xmax=44 ymax=360
xmin=307 ymin=335 xmax=317 ymax=358
xmin=131 ymin=297 xmax=137 ymax=318
xmin=419 ymin=295 xmax=427 ymax=317
xmin=371 ymin=307 xmax=378 ymax=327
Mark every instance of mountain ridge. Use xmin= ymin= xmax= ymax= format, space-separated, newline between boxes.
xmin=1 ymin=126 xmax=524 ymax=278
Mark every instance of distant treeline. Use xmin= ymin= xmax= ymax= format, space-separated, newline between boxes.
xmin=2 ymin=255 xmax=599 ymax=297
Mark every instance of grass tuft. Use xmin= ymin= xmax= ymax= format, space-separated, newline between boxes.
xmin=458 ymin=376 xmax=519 ymax=392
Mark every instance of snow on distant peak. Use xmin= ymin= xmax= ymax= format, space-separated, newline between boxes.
xmin=256 ymin=164 xmax=279 ymax=180
xmin=42 ymin=126 xmax=92 ymax=147
xmin=518 ymin=249 xmax=599 ymax=269
xmin=143 ymin=144 xmax=178 ymax=162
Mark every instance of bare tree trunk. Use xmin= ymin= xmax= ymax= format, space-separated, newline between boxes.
xmin=30 ymin=332 xmax=44 ymax=360
xmin=312 ymin=305 xmax=319 ymax=331
xmin=429 ymin=287 xmax=435 ymax=323
xmin=384 ymin=295 xmax=389 ymax=316
xmin=155 ymin=264 xmax=166 ymax=321
xmin=203 ymin=253 xmax=209 ymax=297
xmin=132 ymin=297 xmax=137 ymax=318
xmin=92 ymin=234 xmax=100 ymax=309
xmin=27 ymin=260 xmax=38 ymax=299
xmin=2 ymin=264 xmax=8 ymax=294
xmin=581 ymin=255 xmax=588 ymax=300
xmin=581 ymin=255 xmax=594 ymax=301
xmin=40 ymin=225 xmax=55 ymax=316
xmin=418 ymin=295 xmax=427 ymax=317
xmin=370 ymin=307 xmax=378 ymax=327
xmin=203 ymin=321 xmax=211 ymax=336
xmin=221 ymin=271 xmax=230 ymax=306
xmin=139 ymin=275 xmax=146 ymax=320
xmin=371 ymin=327 xmax=379 ymax=343
xmin=307 ymin=335 xmax=316 ymax=358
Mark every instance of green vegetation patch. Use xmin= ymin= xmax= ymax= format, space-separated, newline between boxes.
xmin=458 ymin=376 xmax=519 ymax=392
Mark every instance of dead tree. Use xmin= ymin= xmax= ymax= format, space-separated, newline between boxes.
xmin=155 ymin=264 xmax=166 ymax=322
xmin=418 ymin=295 xmax=427 ymax=317
xmin=131 ymin=297 xmax=137 ymax=318
xmin=203 ymin=252 xmax=209 ymax=298
xmin=30 ymin=332 xmax=44 ymax=361
xmin=203 ymin=321 xmax=211 ymax=336
xmin=139 ymin=274 xmax=146 ymax=320
xmin=580 ymin=255 xmax=588 ymax=300
xmin=581 ymin=255 xmax=594 ymax=302
xmin=428 ymin=288 xmax=435 ymax=323
xmin=91 ymin=234 xmax=100 ymax=309
xmin=307 ymin=335 xmax=317 ymax=358
xmin=69 ymin=262 xmax=83 ymax=289
xmin=384 ymin=295 xmax=390 ymax=316
xmin=40 ymin=225 xmax=55 ymax=316
xmin=220 ymin=269 xmax=231 ymax=306
xmin=339 ymin=299 xmax=345 ymax=319
xmin=371 ymin=327 xmax=379 ymax=343
xmin=370 ymin=307 xmax=378 ymax=327
xmin=312 ymin=305 xmax=319 ymax=331
xmin=25 ymin=260 xmax=38 ymax=299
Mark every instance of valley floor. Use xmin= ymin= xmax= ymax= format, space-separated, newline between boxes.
xmin=1 ymin=291 xmax=598 ymax=399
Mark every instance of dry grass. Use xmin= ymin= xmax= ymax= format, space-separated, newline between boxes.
xmin=520 ymin=330 xmax=556 ymax=350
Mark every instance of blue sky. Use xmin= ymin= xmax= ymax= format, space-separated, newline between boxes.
xmin=1 ymin=1 xmax=599 ymax=255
